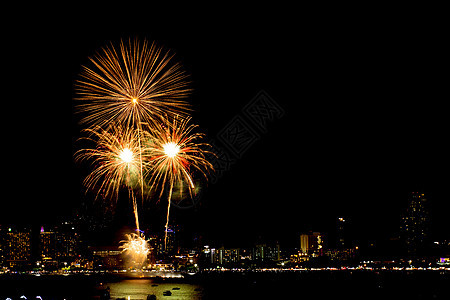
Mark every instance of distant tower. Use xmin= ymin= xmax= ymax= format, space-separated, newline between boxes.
xmin=400 ymin=192 xmax=431 ymax=256
xmin=163 ymin=225 xmax=178 ymax=255
xmin=336 ymin=217 xmax=346 ymax=249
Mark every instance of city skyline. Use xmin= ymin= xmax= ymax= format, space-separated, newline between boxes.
xmin=1 ymin=209 xmax=449 ymax=273
xmin=1 ymin=192 xmax=446 ymax=256
xmin=2 ymin=189 xmax=448 ymax=248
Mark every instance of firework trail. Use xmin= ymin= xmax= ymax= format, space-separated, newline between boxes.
xmin=143 ymin=116 xmax=214 ymax=249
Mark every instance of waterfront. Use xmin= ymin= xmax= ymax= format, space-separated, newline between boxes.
xmin=0 ymin=269 xmax=449 ymax=299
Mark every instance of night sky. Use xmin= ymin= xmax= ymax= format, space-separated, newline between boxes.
xmin=2 ymin=8 xmax=449 ymax=249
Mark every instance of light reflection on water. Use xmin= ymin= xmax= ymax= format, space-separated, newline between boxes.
xmin=107 ymin=279 xmax=203 ymax=300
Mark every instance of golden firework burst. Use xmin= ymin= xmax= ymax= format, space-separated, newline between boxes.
xmin=143 ymin=116 xmax=214 ymax=248
xmin=75 ymin=38 xmax=191 ymax=129
xmin=120 ymin=232 xmax=150 ymax=268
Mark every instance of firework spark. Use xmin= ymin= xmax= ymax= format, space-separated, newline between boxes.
xmin=143 ymin=116 xmax=214 ymax=248
xmin=120 ymin=232 xmax=150 ymax=268
xmin=75 ymin=38 xmax=191 ymax=129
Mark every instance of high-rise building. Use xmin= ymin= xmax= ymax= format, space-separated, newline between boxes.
xmin=400 ymin=192 xmax=431 ymax=255
xmin=40 ymin=226 xmax=56 ymax=260
xmin=55 ymin=230 xmax=80 ymax=260
xmin=201 ymin=245 xmax=212 ymax=265
xmin=208 ymin=247 xmax=241 ymax=265
xmin=253 ymin=243 xmax=280 ymax=262
xmin=4 ymin=226 xmax=32 ymax=269
xmin=223 ymin=248 xmax=240 ymax=264
xmin=336 ymin=217 xmax=347 ymax=249
xmin=40 ymin=223 xmax=81 ymax=263
xmin=164 ymin=225 xmax=178 ymax=255
xmin=300 ymin=232 xmax=324 ymax=256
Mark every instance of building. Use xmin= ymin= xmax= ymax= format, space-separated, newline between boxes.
xmin=147 ymin=234 xmax=160 ymax=264
xmin=209 ymin=247 xmax=241 ymax=265
xmin=201 ymin=245 xmax=211 ymax=264
xmin=40 ymin=227 xmax=56 ymax=260
xmin=336 ymin=217 xmax=347 ymax=249
xmin=400 ymin=192 xmax=431 ymax=255
xmin=325 ymin=248 xmax=357 ymax=264
xmin=40 ymin=224 xmax=81 ymax=263
xmin=200 ymin=245 xmax=218 ymax=266
xmin=3 ymin=226 xmax=32 ymax=269
xmin=253 ymin=243 xmax=280 ymax=262
xmin=147 ymin=228 xmax=179 ymax=261
xmin=300 ymin=232 xmax=324 ymax=256
xmin=223 ymin=248 xmax=240 ymax=264
xmin=55 ymin=230 xmax=80 ymax=261
xmin=90 ymin=246 xmax=123 ymax=270
xmin=163 ymin=225 xmax=178 ymax=255
xmin=210 ymin=247 xmax=220 ymax=265
xmin=202 ymin=245 xmax=281 ymax=267
xmin=290 ymin=251 xmax=309 ymax=264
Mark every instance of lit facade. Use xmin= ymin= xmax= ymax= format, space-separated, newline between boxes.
xmin=336 ymin=217 xmax=346 ymax=249
xmin=90 ymin=246 xmax=123 ymax=269
xmin=163 ymin=225 xmax=178 ymax=255
xmin=4 ymin=226 xmax=32 ymax=268
xmin=300 ymin=232 xmax=324 ymax=256
xmin=40 ymin=229 xmax=56 ymax=259
xmin=253 ymin=243 xmax=280 ymax=262
xmin=40 ymin=224 xmax=80 ymax=262
xmin=400 ymin=192 xmax=430 ymax=255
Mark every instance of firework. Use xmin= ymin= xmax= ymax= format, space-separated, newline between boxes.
xmin=120 ymin=232 xmax=150 ymax=268
xmin=75 ymin=124 xmax=146 ymax=229
xmin=143 ymin=116 xmax=214 ymax=248
xmin=74 ymin=38 xmax=215 ymax=260
xmin=75 ymin=125 xmax=141 ymax=199
xmin=75 ymin=38 xmax=191 ymax=129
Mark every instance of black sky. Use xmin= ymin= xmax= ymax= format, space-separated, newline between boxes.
xmin=2 ymin=7 xmax=449 ymax=248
